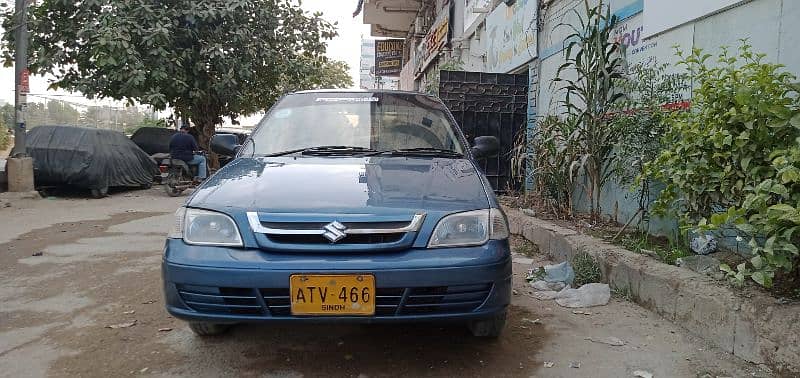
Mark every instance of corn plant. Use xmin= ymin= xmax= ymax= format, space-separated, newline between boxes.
xmin=553 ymin=0 xmax=625 ymax=222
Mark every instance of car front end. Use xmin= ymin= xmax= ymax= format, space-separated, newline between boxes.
xmin=161 ymin=90 xmax=512 ymax=337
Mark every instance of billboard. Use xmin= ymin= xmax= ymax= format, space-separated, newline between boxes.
xmin=374 ymin=39 xmax=404 ymax=77
xmin=485 ymin=0 xmax=538 ymax=73
xmin=415 ymin=10 xmax=451 ymax=73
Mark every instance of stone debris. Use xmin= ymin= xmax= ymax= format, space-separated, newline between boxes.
xmin=586 ymin=336 xmax=625 ymax=346
xmin=106 ymin=320 xmax=137 ymax=329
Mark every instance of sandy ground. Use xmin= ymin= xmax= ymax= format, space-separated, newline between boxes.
xmin=0 ymin=187 xmax=768 ymax=377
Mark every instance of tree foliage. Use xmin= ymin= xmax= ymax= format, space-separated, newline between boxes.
xmin=647 ymin=43 xmax=800 ymax=287
xmin=1 ymin=0 xmax=352 ymax=161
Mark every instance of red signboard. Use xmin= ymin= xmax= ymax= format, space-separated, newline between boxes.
xmin=20 ymin=69 xmax=30 ymax=94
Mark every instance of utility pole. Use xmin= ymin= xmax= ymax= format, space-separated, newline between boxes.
xmin=12 ymin=0 xmax=29 ymax=156
xmin=7 ymin=0 xmax=35 ymax=192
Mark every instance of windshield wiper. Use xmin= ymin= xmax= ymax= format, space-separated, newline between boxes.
xmin=260 ymin=146 xmax=375 ymax=157
xmin=364 ymin=147 xmax=463 ymax=158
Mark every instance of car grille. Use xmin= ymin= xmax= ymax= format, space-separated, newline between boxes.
xmin=177 ymin=285 xmax=264 ymax=316
xmin=179 ymin=284 xmax=492 ymax=317
xmin=266 ymin=233 xmax=405 ymax=245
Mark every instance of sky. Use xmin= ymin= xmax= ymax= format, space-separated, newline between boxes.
xmin=0 ymin=0 xmax=370 ymax=125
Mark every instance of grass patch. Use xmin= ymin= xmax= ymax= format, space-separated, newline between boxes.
xmin=572 ymin=250 xmax=602 ymax=287
xmin=510 ymin=235 xmax=539 ymax=257
xmin=608 ymin=232 xmax=692 ymax=266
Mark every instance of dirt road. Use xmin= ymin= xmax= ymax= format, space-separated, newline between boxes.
xmin=0 ymin=188 xmax=765 ymax=377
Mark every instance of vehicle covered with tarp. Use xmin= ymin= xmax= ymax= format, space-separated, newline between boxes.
xmin=27 ymin=125 xmax=157 ymax=197
xmin=130 ymin=127 xmax=177 ymax=155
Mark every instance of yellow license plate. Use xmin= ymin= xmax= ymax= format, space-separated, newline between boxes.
xmin=289 ymin=274 xmax=375 ymax=316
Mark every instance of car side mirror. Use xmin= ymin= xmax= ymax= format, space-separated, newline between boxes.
xmin=211 ymin=134 xmax=240 ymax=156
xmin=471 ymin=136 xmax=500 ymax=159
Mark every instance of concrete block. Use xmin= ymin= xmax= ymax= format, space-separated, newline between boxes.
xmin=522 ymin=224 xmax=551 ymax=251
xmin=6 ymin=157 xmax=35 ymax=192
xmin=674 ymin=278 xmax=737 ymax=354
xmin=548 ymin=232 xmax=576 ymax=261
xmin=735 ymin=299 xmax=765 ymax=364
xmin=636 ymin=266 xmax=679 ymax=320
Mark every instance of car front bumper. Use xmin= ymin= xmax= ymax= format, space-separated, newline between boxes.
xmin=162 ymin=239 xmax=512 ymax=324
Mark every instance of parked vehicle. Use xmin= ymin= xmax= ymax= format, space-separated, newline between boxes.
xmin=159 ymin=152 xmax=208 ymax=197
xmin=27 ymin=125 xmax=156 ymax=198
xmin=162 ymin=90 xmax=510 ymax=338
xmin=130 ymin=127 xmax=177 ymax=156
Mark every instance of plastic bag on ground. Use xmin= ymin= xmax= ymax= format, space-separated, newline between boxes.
xmin=543 ymin=261 xmax=575 ymax=285
xmin=554 ymin=283 xmax=611 ymax=308
xmin=530 ymin=280 xmax=567 ymax=292
xmin=690 ymin=234 xmax=717 ymax=255
xmin=530 ymin=286 xmax=571 ymax=301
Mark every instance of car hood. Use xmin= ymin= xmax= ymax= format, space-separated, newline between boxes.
xmin=189 ymin=156 xmax=490 ymax=214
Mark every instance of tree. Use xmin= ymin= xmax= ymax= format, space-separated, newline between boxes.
xmin=2 ymin=0 xmax=352 ymax=166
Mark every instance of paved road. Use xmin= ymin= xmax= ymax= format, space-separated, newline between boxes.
xmin=0 ymin=188 xmax=764 ymax=377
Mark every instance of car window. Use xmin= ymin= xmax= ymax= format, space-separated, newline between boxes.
xmin=244 ymin=92 xmax=465 ymax=155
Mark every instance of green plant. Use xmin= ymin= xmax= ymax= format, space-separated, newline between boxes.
xmin=425 ymin=59 xmax=464 ymax=96
xmin=611 ymin=286 xmax=632 ymax=301
xmin=611 ymin=60 xmax=689 ymax=232
xmin=553 ymin=0 xmax=625 ymax=221
xmin=514 ymin=239 xmax=539 ymax=257
xmin=0 ymin=125 xmax=8 ymax=151
xmin=647 ymin=42 xmax=800 ymax=287
xmin=572 ymin=250 xmax=602 ymax=287
xmin=511 ymin=115 xmax=578 ymax=216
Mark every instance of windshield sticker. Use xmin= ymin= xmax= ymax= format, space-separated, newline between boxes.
xmin=274 ymin=109 xmax=292 ymax=118
xmin=315 ymin=97 xmax=379 ymax=103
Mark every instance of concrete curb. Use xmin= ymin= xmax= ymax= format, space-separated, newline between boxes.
xmin=506 ymin=209 xmax=799 ymax=375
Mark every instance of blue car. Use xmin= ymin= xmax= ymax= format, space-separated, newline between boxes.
xmin=162 ymin=90 xmax=512 ymax=337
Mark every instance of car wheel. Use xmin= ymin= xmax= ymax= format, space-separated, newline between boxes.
xmin=90 ymin=187 xmax=108 ymax=199
xmin=188 ymin=322 xmax=230 ymax=336
xmin=468 ymin=310 xmax=507 ymax=338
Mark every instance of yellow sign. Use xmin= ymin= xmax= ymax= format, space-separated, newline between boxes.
xmin=289 ymin=274 xmax=376 ymax=316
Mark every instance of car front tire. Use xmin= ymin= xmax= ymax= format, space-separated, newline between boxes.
xmin=188 ymin=322 xmax=230 ymax=336
xmin=468 ymin=310 xmax=507 ymax=338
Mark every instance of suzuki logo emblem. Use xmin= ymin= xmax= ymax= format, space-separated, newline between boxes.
xmin=322 ymin=221 xmax=347 ymax=243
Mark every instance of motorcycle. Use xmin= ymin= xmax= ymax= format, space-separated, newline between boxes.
xmin=159 ymin=153 xmax=207 ymax=197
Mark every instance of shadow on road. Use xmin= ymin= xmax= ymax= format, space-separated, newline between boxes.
xmin=166 ymin=306 xmax=547 ymax=377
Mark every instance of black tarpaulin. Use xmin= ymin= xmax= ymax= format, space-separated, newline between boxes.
xmin=130 ymin=127 xmax=177 ymax=155
xmin=27 ymin=126 xmax=157 ymax=190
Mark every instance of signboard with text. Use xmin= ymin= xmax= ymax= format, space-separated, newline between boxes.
xmin=415 ymin=9 xmax=451 ymax=73
xmin=374 ymin=39 xmax=404 ymax=77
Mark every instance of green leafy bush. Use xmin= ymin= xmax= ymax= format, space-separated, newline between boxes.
xmin=647 ymin=42 xmax=800 ymax=287
xmin=611 ymin=61 xmax=689 ymax=231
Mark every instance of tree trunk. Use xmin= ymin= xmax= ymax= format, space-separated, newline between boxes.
xmin=192 ymin=117 xmax=220 ymax=171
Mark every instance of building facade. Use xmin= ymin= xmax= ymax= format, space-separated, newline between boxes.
xmin=362 ymin=0 xmax=800 ymax=232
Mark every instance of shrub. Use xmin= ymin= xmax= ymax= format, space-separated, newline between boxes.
xmin=572 ymin=251 xmax=602 ymax=287
xmin=647 ymin=42 xmax=800 ymax=287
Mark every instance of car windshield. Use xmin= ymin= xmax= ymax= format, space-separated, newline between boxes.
xmin=243 ymin=92 xmax=465 ymax=156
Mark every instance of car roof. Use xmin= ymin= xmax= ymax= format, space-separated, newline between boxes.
xmin=291 ymin=88 xmax=433 ymax=97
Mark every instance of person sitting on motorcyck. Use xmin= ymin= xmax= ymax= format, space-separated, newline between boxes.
xmin=169 ymin=124 xmax=207 ymax=182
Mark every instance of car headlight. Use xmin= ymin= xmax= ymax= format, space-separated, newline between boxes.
xmin=167 ymin=207 xmax=243 ymax=247
xmin=428 ymin=208 xmax=509 ymax=248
